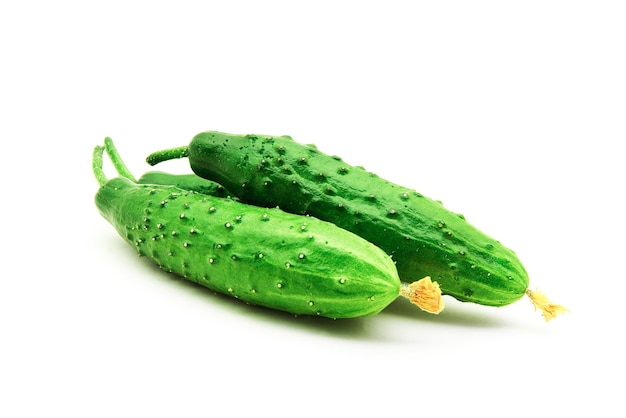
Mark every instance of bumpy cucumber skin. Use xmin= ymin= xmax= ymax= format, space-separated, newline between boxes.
xmin=95 ymin=177 xmax=400 ymax=318
xmin=186 ymin=131 xmax=529 ymax=307
xmin=138 ymin=171 xmax=234 ymax=198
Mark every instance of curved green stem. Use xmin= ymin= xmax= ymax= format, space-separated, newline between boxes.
xmin=104 ymin=137 xmax=136 ymax=182
xmin=146 ymin=146 xmax=189 ymax=166
xmin=93 ymin=145 xmax=107 ymax=187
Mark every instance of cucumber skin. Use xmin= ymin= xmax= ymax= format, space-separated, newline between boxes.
xmin=137 ymin=171 xmax=235 ymax=199
xmin=95 ymin=177 xmax=400 ymax=318
xmin=186 ymin=131 xmax=529 ymax=307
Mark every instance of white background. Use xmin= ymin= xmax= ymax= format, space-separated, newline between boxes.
xmin=1 ymin=1 xmax=624 ymax=416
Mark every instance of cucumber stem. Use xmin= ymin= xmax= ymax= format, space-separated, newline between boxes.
xmin=146 ymin=146 xmax=189 ymax=166
xmin=400 ymin=276 xmax=445 ymax=314
xmin=104 ymin=137 xmax=136 ymax=182
xmin=93 ymin=145 xmax=108 ymax=186
xmin=525 ymin=288 xmax=569 ymax=322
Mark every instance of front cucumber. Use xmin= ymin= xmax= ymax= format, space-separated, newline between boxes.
xmin=95 ymin=138 xmax=443 ymax=319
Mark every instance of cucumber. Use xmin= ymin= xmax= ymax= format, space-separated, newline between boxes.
xmin=146 ymin=131 xmax=568 ymax=320
xmin=94 ymin=137 xmax=444 ymax=319
xmin=137 ymin=171 xmax=235 ymax=199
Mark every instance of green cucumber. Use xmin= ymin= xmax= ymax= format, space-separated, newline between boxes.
xmin=137 ymin=171 xmax=235 ymax=199
xmin=95 ymin=137 xmax=443 ymax=319
xmin=146 ymin=131 xmax=567 ymax=319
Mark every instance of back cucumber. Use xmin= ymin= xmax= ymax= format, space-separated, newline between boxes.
xmin=95 ymin=137 xmax=443 ymax=319
xmin=146 ymin=131 xmax=568 ymax=320
xmin=137 ymin=171 xmax=235 ymax=199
